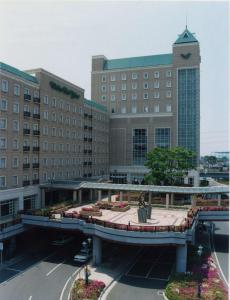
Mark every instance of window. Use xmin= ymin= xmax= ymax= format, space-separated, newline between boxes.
xmin=101 ymin=85 xmax=106 ymax=92
xmin=121 ymin=94 xmax=126 ymax=101
xmin=1 ymin=80 xmax=8 ymax=92
xmin=59 ymin=100 xmax=64 ymax=109
xmin=14 ymin=84 xmax=20 ymax=96
xmin=133 ymin=129 xmax=147 ymax=165
xmin=110 ymin=85 xmax=116 ymax=92
xmin=24 ymin=88 xmax=30 ymax=95
xmin=132 ymin=82 xmax=137 ymax=90
xmin=131 ymin=93 xmax=137 ymax=100
xmin=12 ymin=157 xmax=19 ymax=168
xmin=154 ymin=71 xmax=160 ymax=78
xmin=101 ymin=95 xmax=106 ymax=101
xmin=132 ymin=73 xmax=138 ymax=80
xmin=0 ymin=176 xmax=6 ymax=188
xmin=0 ymin=118 xmax=7 ymax=129
xmin=43 ymin=111 xmax=49 ymax=120
xmin=154 ymin=92 xmax=160 ymax=99
xmin=43 ymin=172 xmax=48 ymax=181
xmin=33 ymin=123 xmax=39 ymax=131
xmin=12 ymin=176 xmax=18 ymax=186
xmin=34 ymin=90 xmax=39 ymax=98
xmin=121 ymin=73 xmax=127 ymax=80
xmin=101 ymin=75 xmax=106 ymax=82
xmin=155 ymin=128 xmax=171 ymax=148
xmin=66 ymin=103 xmax=71 ymax=111
xmin=166 ymin=80 xmax=172 ymax=88
xmin=110 ymin=95 xmax=116 ymax=101
xmin=166 ymin=104 xmax=172 ymax=112
xmin=154 ymin=104 xmax=159 ymax=113
xmin=1 ymin=99 xmax=8 ymax=111
xmin=13 ymin=120 xmax=19 ymax=131
xmin=166 ymin=91 xmax=172 ymax=98
xmin=131 ymin=105 xmax=137 ymax=113
xmin=52 ymin=98 xmax=57 ymax=107
xmin=143 ymin=82 xmax=148 ymax=89
xmin=51 ymin=127 xmax=56 ymax=136
xmin=24 ymin=104 xmax=29 ymax=112
xmin=121 ymin=83 xmax=126 ymax=91
xmin=110 ymin=75 xmax=116 ymax=81
xmin=12 ymin=139 xmax=18 ymax=150
xmin=51 ymin=112 xmax=56 ymax=121
xmin=166 ymin=70 xmax=172 ymax=77
xmin=121 ymin=106 xmax=126 ymax=114
xmin=143 ymin=72 xmax=148 ymax=79
xmin=143 ymin=92 xmax=148 ymax=100
xmin=23 ymin=139 xmax=29 ymax=147
xmin=143 ymin=105 xmax=149 ymax=113
xmin=0 ymin=137 xmax=7 ymax=149
xmin=43 ymin=126 xmax=48 ymax=135
xmin=0 ymin=157 xmax=6 ymax=168
xmin=44 ymin=95 xmax=49 ymax=105
xmin=111 ymin=107 xmax=115 ymax=113
xmin=13 ymin=102 xmax=19 ymax=113
xmin=154 ymin=81 xmax=159 ymax=88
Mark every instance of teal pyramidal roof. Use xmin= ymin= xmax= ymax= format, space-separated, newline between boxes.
xmin=0 ymin=62 xmax=38 ymax=83
xmin=174 ymin=27 xmax=198 ymax=44
xmin=84 ymin=99 xmax=107 ymax=113
xmin=104 ymin=53 xmax=172 ymax=70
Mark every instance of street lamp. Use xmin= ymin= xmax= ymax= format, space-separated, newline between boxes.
xmin=197 ymin=245 xmax=203 ymax=298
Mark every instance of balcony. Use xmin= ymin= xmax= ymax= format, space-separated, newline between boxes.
xmin=23 ymin=163 xmax=30 ymax=169
xmin=33 ymin=97 xmax=40 ymax=104
xmin=84 ymin=113 xmax=88 ymax=118
xmin=23 ymin=180 xmax=30 ymax=186
xmin=33 ymin=130 xmax=40 ymax=136
xmin=23 ymin=111 xmax=31 ymax=118
xmin=88 ymin=138 xmax=92 ymax=142
xmin=23 ymin=128 xmax=30 ymax=135
xmin=88 ymin=162 xmax=92 ymax=166
xmin=88 ymin=115 xmax=93 ymax=119
xmin=23 ymin=146 xmax=30 ymax=152
xmin=84 ymin=125 xmax=88 ymax=130
xmin=84 ymin=149 xmax=88 ymax=154
xmin=33 ymin=113 xmax=40 ymax=119
xmin=32 ymin=179 xmax=39 ymax=185
xmin=88 ymin=150 xmax=92 ymax=154
xmin=84 ymin=137 xmax=88 ymax=142
xmin=88 ymin=126 xmax=93 ymax=131
xmin=33 ymin=146 xmax=40 ymax=152
xmin=24 ymin=94 xmax=31 ymax=101
xmin=32 ymin=163 xmax=40 ymax=169
xmin=83 ymin=162 xmax=87 ymax=166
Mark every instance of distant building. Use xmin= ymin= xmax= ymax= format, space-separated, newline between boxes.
xmin=211 ymin=152 xmax=229 ymax=160
xmin=91 ymin=27 xmax=200 ymax=182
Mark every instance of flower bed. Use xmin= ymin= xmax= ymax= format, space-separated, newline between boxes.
xmin=165 ymin=246 xmax=228 ymax=300
xmin=71 ymin=278 xmax=105 ymax=300
xmin=95 ymin=201 xmax=113 ymax=210
xmin=111 ymin=205 xmax=130 ymax=212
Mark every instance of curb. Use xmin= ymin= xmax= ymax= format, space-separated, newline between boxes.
xmin=163 ymin=292 xmax=170 ymax=300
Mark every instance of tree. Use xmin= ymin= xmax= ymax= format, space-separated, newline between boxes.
xmin=203 ymin=155 xmax=217 ymax=167
xmin=144 ymin=147 xmax=196 ymax=186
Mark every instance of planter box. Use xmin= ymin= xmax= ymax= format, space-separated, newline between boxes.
xmin=138 ymin=207 xmax=147 ymax=223
xmin=111 ymin=205 xmax=130 ymax=212
xmin=80 ymin=210 xmax=102 ymax=217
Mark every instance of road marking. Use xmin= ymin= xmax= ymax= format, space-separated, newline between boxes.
xmin=211 ymin=223 xmax=229 ymax=288
xmin=60 ymin=268 xmax=80 ymax=300
xmin=28 ymin=296 xmax=32 ymax=300
xmin=46 ymin=260 xmax=65 ymax=276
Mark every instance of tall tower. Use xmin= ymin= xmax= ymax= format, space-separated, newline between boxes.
xmin=173 ymin=27 xmax=200 ymax=165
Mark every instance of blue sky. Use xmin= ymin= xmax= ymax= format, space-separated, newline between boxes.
xmin=0 ymin=1 xmax=229 ymax=155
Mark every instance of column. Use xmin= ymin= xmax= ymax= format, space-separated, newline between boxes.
xmin=89 ymin=189 xmax=93 ymax=202
xmin=78 ymin=189 xmax=82 ymax=205
xmin=108 ymin=190 xmax=112 ymax=202
xmin=176 ymin=244 xmax=187 ymax=273
xmin=148 ymin=192 xmax=152 ymax=205
xmin=93 ymin=236 xmax=102 ymax=266
xmin=19 ymin=191 xmax=24 ymax=211
xmin=41 ymin=189 xmax=46 ymax=208
xmin=191 ymin=195 xmax=196 ymax=207
xmin=127 ymin=192 xmax=131 ymax=203
xmin=170 ymin=193 xmax=174 ymax=206
xmin=217 ymin=194 xmax=221 ymax=206
xmin=98 ymin=190 xmax=102 ymax=201
xmin=73 ymin=190 xmax=77 ymax=202
xmin=166 ymin=193 xmax=169 ymax=209
xmin=119 ymin=191 xmax=123 ymax=202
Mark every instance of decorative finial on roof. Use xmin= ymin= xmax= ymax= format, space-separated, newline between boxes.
xmin=186 ymin=15 xmax=188 ymax=30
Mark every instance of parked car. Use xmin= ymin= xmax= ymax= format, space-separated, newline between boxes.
xmin=51 ymin=235 xmax=74 ymax=246
xmin=74 ymin=248 xmax=92 ymax=263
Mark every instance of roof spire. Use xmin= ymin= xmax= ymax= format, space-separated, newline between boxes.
xmin=186 ymin=15 xmax=188 ymax=29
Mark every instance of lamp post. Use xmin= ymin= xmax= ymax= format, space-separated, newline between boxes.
xmin=197 ymin=245 xmax=203 ymax=298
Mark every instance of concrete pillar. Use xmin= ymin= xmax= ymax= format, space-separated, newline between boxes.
xmin=176 ymin=244 xmax=187 ymax=273
xmin=89 ymin=189 xmax=93 ymax=202
xmin=108 ymin=190 xmax=111 ymax=202
xmin=148 ymin=192 xmax=152 ymax=205
xmin=217 ymin=195 xmax=221 ymax=206
xmin=73 ymin=190 xmax=77 ymax=202
xmin=127 ymin=192 xmax=131 ymax=203
xmin=166 ymin=193 xmax=169 ymax=209
xmin=120 ymin=191 xmax=123 ymax=202
xmin=78 ymin=189 xmax=82 ymax=205
xmin=170 ymin=193 xmax=174 ymax=206
xmin=191 ymin=195 xmax=196 ymax=207
xmin=19 ymin=191 xmax=24 ymax=211
xmin=41 ymin=189 xmax=46 ymax=208
xmin=98 ymin=190 xmax=102 ymax=201
xmin=93 ymin=236 xmax=102 ymax=266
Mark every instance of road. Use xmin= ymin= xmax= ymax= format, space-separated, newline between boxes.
xmin=212 ymin=221 xmax=229 ymax=286
xmin=0 ymin=232 xmax=84 ymax=300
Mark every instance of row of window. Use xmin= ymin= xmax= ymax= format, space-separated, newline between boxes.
xmin=101 ymin=81 xmax=172 ymax=92
xmin=112 ymin=104 xmax=172 ymax=114
xmin=1 ymin=79 xmax=39 ymax=96
xmin=0 ymin=99 xmax=40 ymax=114
xmin=0 ymin=138 xmax=39 ymax=149
xmin=0 ymin=118 xmax=20 ymax=131
xmin=101 ymin=70 xmax=172 ymax=82
xmin=101 ymin=91 xmax=172 ymax=102
xmin=0 ymin=175 xmax=38 ymax=188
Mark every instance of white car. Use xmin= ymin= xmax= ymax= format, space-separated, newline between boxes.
xmin=74 ymin=248 xmax=92 ymax=263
